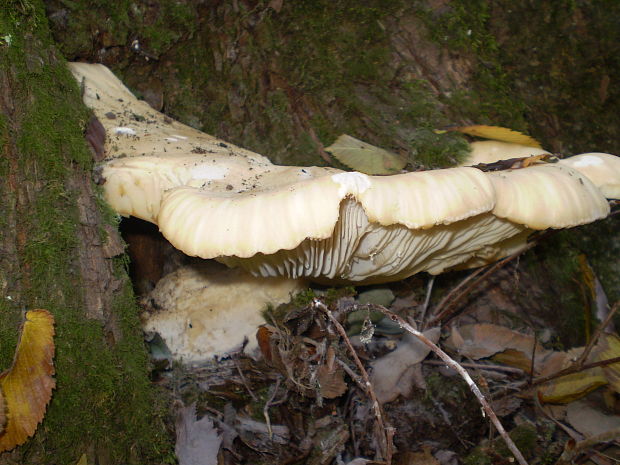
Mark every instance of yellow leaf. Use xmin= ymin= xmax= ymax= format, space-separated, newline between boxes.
xmin=0 ymin=386 xmax=5 ymax=435
xmin=445 ymin=125 xmax=543 ymax=148
xmin=76 ymin=453 xmax=88 ymax=465
xmin=537 ymin=368 xmax=607 ymax=403
xmin=325 ymin=134 xmax=406 ymax=175
xmin=598 ymin=334 xmax=620 ymax=394
xmin=0 ymin=309 xmax=55 ymax=452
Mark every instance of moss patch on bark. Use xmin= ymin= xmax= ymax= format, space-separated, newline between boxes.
xmin=0 ymin=2 xmax=172 ymax=463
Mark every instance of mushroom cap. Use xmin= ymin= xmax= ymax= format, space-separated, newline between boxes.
xmin=461 ymin=141 xmax=551 ymax=166
xmin=487 ymin=164 xmax=609 ymax=229
xmin=71 ymin=62 xmax=612 ymax=285
xmin=558 ymin=153 xmax=620 ymax=199
xmin=100 ymin=153 xmax=273 ymax=223
xmin=158 ymin=167 xmax=497 ymax=259
xmin=69 ymin=62 xmax=270 ymax=164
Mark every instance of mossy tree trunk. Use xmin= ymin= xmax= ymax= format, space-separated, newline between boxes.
xmin=0 ymin=2 xmax=171 ymax=464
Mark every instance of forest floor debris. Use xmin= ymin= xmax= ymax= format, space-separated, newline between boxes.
xmin=149 ymin=263 xmax=620 ymax=465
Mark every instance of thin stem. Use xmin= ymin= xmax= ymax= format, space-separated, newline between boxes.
xmin=429 ymin=242 xmax=538 ymax=326
xmin=313 ymin=299 xmax=393 ymax=464
xmin=577 ymin=301 xmax=619 ymax=367
xmin=371 ymin=304 xmax=530 ymax=465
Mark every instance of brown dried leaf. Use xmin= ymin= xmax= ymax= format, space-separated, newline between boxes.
xmin=399 ymin=446 xmax=440 ymax=465
xmin=256 ymin=326 xmax=273 ymax=364
xmin=317 ymin=364 xmax=348 ymax=399
xmin=566 ymin=400 xmax=620 ymax=437
xmin=444 ymin=125 xmax=542 ymax=148
xmin=537 ymin=348 xmax=607 ymax=404
xmin=0 ymin=310 xmax=55 ymax=452
xmin=447 ymin=324 xmax=550 ymax=371
xmin=472 ymin=153 xmax=555 ymax=172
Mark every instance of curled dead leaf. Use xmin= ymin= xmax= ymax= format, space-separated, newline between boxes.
xmin=441 ymin=125 xmax=543 ymax=148
xmin=0 ymin=309 xmax=55 ymax=452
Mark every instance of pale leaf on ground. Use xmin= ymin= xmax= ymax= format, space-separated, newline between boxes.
xmin=566 ymin=400 xmax=620 ymax=437
xmin=370 ymin=327 xmax=440 ymax=403
xmin=175 ymin=403 xmax=222 ymax=465
xmin=325 ymin=134 xmax=406 ymax=175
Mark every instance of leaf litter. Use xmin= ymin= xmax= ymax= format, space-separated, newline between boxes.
xmin=150 ymin=259 xmax=620 ymax=465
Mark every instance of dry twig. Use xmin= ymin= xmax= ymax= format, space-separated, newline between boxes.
xmin=555 ymin=426 xmax=620 ymax=465
xmin=428 ymin=241 xmax=539 ymax=326
xmin=263 ymin=376 xmax=283 ymax=439
xmin=532 ymin=301 xmax=619 ymax=387
xmin=313 ymin=299 xmax=394 ymax=464
xmin=371 ymin=304 xmax=530 ymax=465
xmin=577 ymin=301 xmax=619 ymax=366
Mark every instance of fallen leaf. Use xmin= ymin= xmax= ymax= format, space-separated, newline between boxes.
xmin=175 ymin=403 xmax=221 ymax=465
xmin=537 ymin=347 xmax=607 ymax=403
xmin=370 ymin=328 xmax=440 ymax=403
xmin=566 ymin=400 xmax=620 ymax=437
xmin=256 ymin=325 xmax=273 ymax=364
xmin=399 ymin=446 xmax=440 ymax=465
xmin=75 ymin=453 xmax=88 ymax=465
xmin=317 ymin=363 xmax=348 ymax=399
xmin=537 ymin=368 xmax=607 ymax=404
xmin=597 ymin=334 xmax=620 ymax=394
xmin=0 ymin=388 xmax=5 ymax=435
xmin=442 ymin=125 xmax=542 ymax=148
xmin=448 ymin=324 xmax=610 ymax=403
xmin=325 ymin=134 xmax=406 ymax=175
xmin=447 ymin=324 xmax=550 ymax=371
xmin=471 ymin=153 xmax=556 ymax=172
xmin=0 ymin=309 xmax=55 ymax=452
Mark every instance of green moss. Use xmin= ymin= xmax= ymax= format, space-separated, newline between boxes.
xmin=416 ymin=1 xmax=529 ymax=132
xmin=464 ymin=423 xmax=541 ymax=464
xmin=0 ymin=2 xmax=172 ymax=463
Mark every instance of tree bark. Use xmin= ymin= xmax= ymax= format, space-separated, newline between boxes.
xmin=0 ymin=2 xmax=170 ymax=464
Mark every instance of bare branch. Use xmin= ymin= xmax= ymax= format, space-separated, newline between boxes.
xmin=371 ymin=304 xmax=530 ymax=465
xmin=313 ymin=299 xmax=393 ymax=464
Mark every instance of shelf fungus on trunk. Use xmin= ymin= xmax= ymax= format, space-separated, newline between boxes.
xmin=70 ymin=62 xmax=613 ymax=286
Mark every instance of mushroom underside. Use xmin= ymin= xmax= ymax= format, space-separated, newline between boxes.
xmin=219 ymin=198 xmax=528 ymax=285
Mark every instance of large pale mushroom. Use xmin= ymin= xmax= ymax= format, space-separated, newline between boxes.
xmin=459 ymin=139 xmax=620 ymax=201
xmin=70 ymin=62 xmax=611 ymax=286
xmin=558 ymin=153 xmax=620 ymax=199
xmin=142 ymin=263 xmax=305 ymax=361
xmin=462 ymin=140 xmax=551 ymax=166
